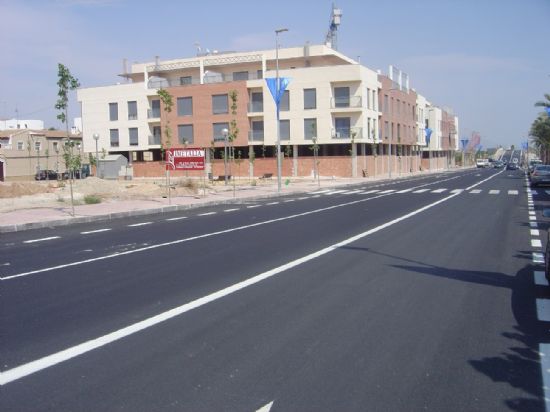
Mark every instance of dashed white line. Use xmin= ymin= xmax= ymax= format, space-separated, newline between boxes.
xmin=266 ymin=202 xmax=280 ymax=205
xmin=284 ymin=199 xmax=296 ymax=203
xmin=247 ymin=205 xmax=261 ymax=209
xmin=396 ymin=188 xmax=413 ymax=193
xmin=128 ymin=222 xmax=152 ymax=227
xmin=431 ymin=188 xmax=447 ymax=193
xmin=23 ymin=236 xmax=60 ymax=244
xmin=379 ymin=189 xmax=395 ymax=194
xmin=508 ymin=190 xmax=519 ymax=195
xmin=469 ymin=189 xmax=482 ymax=194
xmin=198 ymin=212 xmax=217 ymax=216
xmin=223 ymin=208 xmax=239 ymax=213
xmin=362 ymin=190 xmax=380 ymax=194
xmin=489 ymin=190 xmax=500 ymax=195
xmin=451 ymin=189 xmax=464 ymax=194
xmin=81 ymin=229 xmax=112 ymax=235
xmin=413 ymin=189 xmax=429 ymax=193
xmin=165 ymin=216 xmax=188 ymax=221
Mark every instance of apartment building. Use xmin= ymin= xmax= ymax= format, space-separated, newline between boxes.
xmin=78 ymin=44 xmax=458 ymax=178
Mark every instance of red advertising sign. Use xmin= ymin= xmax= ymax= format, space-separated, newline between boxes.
xmin=165 ymin=148 xmax=205 ymax=171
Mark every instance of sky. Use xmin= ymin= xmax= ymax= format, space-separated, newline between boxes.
xmin=1 ymin=0 xmax=549 ymax=149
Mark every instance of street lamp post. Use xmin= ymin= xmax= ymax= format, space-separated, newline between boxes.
xmin=275 ymin=28 xmax=288 ymax=193
xmin=222 ymin=128 xmax=229 ymax=186
xmin=93 ymin=133 xmax=100 ymax=178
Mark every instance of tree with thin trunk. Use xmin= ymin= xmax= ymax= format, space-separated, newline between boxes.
xmin=55 ymin=63 xmax=80 ymax=216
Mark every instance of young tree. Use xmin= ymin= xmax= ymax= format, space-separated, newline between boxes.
xmin=157 ymin=88 xmax=174 ymax=157
xmin=55 ymin=63 xmax=80 ymax=216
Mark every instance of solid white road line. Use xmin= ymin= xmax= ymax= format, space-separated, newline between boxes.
xmin=247 ymin=205 xmax=261 ymax=208
xmin=165 ymin=216 xmax=188 ymax=221
xmin=81 ymin=229 xmax=112 ymax=235
xmin=266 ymin=202 xmax=280 ymax=205
xmin=127 ymin=222 xmax=152 ymax=227
xmin=0 ymin=188 xmax=463 ymax=386
xmin=23 ymin=236 xmax=60 ymax=244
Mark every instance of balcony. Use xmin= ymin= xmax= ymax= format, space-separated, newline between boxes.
xmin=146 ymin=71 xmax=264 ymax=89
xmin=148 ymin=135 xmax=161 ymax=146
xmin=248 ymin=130 xmax=264 ymax=142
xmin=331 ymin=127 xmax=363 ymax=140
xmin=330 ymin=96 xmax=362 ymax=110
xmin=147 ymin=109 xmax=161 ymax=120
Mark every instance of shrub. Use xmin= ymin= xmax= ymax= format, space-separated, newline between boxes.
xmin=84 ymin=194 xmax=101 ymax=204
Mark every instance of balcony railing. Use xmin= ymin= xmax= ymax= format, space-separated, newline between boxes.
xmin=148 ymin=135 xmax=161 ymax=145
xmin=331 ymin=127 xmax=363 ymax=139
xmin=330 ymin=96 xmax=362 ymax=109
xmin=147 ymin=109 xmax=161 ymax=119
xmin=147 ymin=71 xmax=264 ymax=89
xmin=248 ymin=130 xmax=264 ymax=142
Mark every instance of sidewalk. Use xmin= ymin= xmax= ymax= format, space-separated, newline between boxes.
xmin=0 ymin=177 xmax=370 ymax=233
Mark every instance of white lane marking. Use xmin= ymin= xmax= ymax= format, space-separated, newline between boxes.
xmin=531 ymin=222 xmax=539 ymax=228
xmin=256 ymin=401 xmax=274 ymax=412
xmin=297 ymin=197 xmax=309 ymax=200
xmin=284 ymin=199 xmax=296 ymax=203
xmin=324 ymin=190 xmax=348 ymax=195
xmin=23 ymin=236 xmax=60 ymax=244
xmin=396 ymin=188 xmax=413 ymax=193
xmin=247 ymin=205 xmax=261 ymax=209
xmin=223 ymin=208 xmax=239 ymax=213
xmin=128 ymin=222 xmax=152 ymax=227
xmin=310 ymin=195 xmax=321 ymax=198
xmin=165 ymin=216 xmax=188 ymax=221
xmin=489 ymin=190 xmax=500 ymax=195
xmin=451 ymin=189 xmax=464 ymax=194
xmin=537 ymin=299 xmax=550 ymax=321
xmin=529 ymin=216 xmax=537 ymax=221
xmin=531 ymin=229 xmax=540 ymax=236
xmin=539 ymin=343 xmax=550 ymax=410
xmin=310 ymin=189 xmax=331 ymax=194
xmin=469 ymin=189 xmax=482 ymax=194
xmin=344 ymin=190 xmax=362 ymax=194
xmin=362 ymin=190 xmax=380 ymax=194
xmin=80 ymin=229 xmax=112 ymax=235
xmin=508 ymin=190 xmax=519 ymax=195
xmin=413 ymin=189 xmax=429 ymax=193
xmin=535 ymin=271 xmax=549 ymax=286
xmin=529 ymin=211 xmax=536 ymax=216
xmin=431 ymin=188 xmax=447 ymax=193
xmin=531 ymin=190 xmax=539 ymax=195
xmin=533 ymin=252 xmax=545 ymax=263
xmin=198 ymin=212 xmax=217 ymax=216
xmin=0 ymin=188 xmax=462 ymax=385
xmin=379 ymin=189 xmax=395 ymax=194
xmin=266 ymin=202 xmax=280 ymax=205
xmin=532 ymin=239 xmax=542 ymax=248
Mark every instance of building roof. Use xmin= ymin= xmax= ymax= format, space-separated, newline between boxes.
xmin=0 ymin=129 xmax=82 ymax=139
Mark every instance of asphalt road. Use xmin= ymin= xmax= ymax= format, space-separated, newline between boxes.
xmin=2 ymin=167 xmax=549 ymax=411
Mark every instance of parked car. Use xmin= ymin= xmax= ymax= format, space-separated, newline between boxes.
xmin=528 ymin=160 xmax=543 ymax=177
xmin=34 ymin=170 xmax=58 ymax=180
xmin=530 ymin=165 xmax=550 ymax=187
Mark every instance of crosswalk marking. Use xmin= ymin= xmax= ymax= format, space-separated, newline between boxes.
xmin=508 ymin=190 xmax=519 ymax=195
xmin=535 ymin=271 xmax=549 ymax=286
xmin=413 ymin=189 xmax=430 ymax=193
xmin=431 ymin=188 xmax=447 ymax=193
xmin=362 ymin=190 xmax=380 ymax=194
xmin=396 ymin=188 xmax=413 ymax=193
xmin=489 ymin=190 xmax=500 ymax=195
xmin=469 ymin=189 xmax=482 ymax=194
xmin=451 ymin=189 xmax=464 ymax=194
xmin=536 ymin=299 xmax=550 ymax=321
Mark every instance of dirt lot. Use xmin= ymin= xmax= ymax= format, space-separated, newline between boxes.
xmin=0 ymin=177 xmax=203 ymax=212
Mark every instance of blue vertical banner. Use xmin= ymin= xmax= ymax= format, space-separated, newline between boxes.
xmin=425 ymin=128 xmax=432 ymax=146
xmin=546 ymin=107 xmax=550 ymax=116
xmin=522 ymin=141 xmax=528 ymax=150
xmin=460 ymin=139 xmax=469 ymax=151
xmin=266 ymin=77 xmax=291 ymax=118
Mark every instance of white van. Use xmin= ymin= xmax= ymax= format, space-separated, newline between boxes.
xmin=476 ymin=159 xmax=490 ymax=168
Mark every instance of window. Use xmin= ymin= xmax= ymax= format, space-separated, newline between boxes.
xmin=212 ymin=94 xmax=228 ymax=114
xmin=366 ymin=88 xmax=371 ymax=109
xmin=150 ymin=100 xmax=161 ymax=118
xmin=109 ymin=102 xmax=118 ymax=121
xmin=384 ymin=95 xmax=389 ymax=112
xmin=384 ymin=121 xmax=389 ymax=139
xmin=233 ymin=71 xmax=249 ymax=81
xmin=334 ymin=117 xmax=351 ymax=138
xmin=250 ymin=92 xmax=263 ymax=112
xmin=279 ymin=120 xmax=290 ymax=140
xmin=53 ymin=142 xmax=59 ymax=152
xmin=17 ymin=141 xmax=24 ymax=150
xmin=129 ymin=128 xmax=139 ymax=146
xmin=257 ymin=69 xmax=263 ymax=79
xmin=372 ymin=90 xmax=377 ymax=111
xmin=178 ymin=124 xmax=194 ymax=144
xmin=397 ymin=99 xmax=400 ymax=115
xmin=304 ymin=89 xmax=316 ymax=110
xmin=251 ymin=121 xmax=264 ymax=141
xmin=34 ymin=141 xmax=41 ymax=151
xmin=180 ymin=76 xmax=192 ymax=85
xmin=177 ymin=97 xmax=193 ymax=116
xmin=127 ymin=101 xmax=137 ymax=120
xmin=150 ymin=126 xmax=161 ymax=145
xmin=334 ymin=87 xmax=350 ymax=108
xmin=280 ymin=90 xmax=289 ymax=111
xmin=213 ymin=122 xmax=229 ymax=141
xmin=304 ymin=118 xmax=317 ymax=139
xmin=110 ymin=129 xmax=119 ymax=147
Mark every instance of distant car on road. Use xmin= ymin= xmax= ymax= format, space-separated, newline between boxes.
xmin=530 ymin=165 xmax=550 ymax=187
xmin=493 ymin=160 xmax=504 ymax=168
xmin=476 ymin=159 xmax=490 ymax=168
xmin=506 ymin=163 xmax=519 ymax=171
xmin=34 ymin=170 xmax=58 ymax=180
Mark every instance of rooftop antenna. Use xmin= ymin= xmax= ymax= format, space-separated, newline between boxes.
xmin=325 ymin=3 xmax=342 ymax=50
